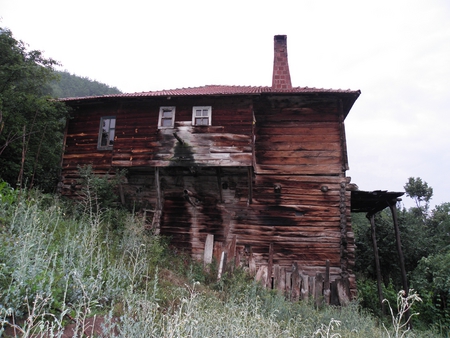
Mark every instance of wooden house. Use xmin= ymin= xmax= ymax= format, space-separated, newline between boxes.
xmin=60 ymin=35 xmax=361 ymax=304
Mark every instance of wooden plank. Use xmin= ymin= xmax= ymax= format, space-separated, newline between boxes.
xmin=273 ymin=264 xmax=280 ymax=291
xmin=336 ymin=277 xmax=351 ymax=306
xmin=254 ymin=175 xmax=345 ymax=185
xmin=324 ymin=260 xmax=331 ymax=305
xmin=256 ymin=134 xmax=340 ymax=143
xmin=285 ymin=271 xmax=292 ymax=300
xmin=291 ymin=263 xmax=300 ymax=301
xmin=203 ymin=234 xmax=214 ymax=267
xmin=255 ymin=156 xmax=341 ymax=166
xmin=267 ymin=243 xmax=273 ymax=288
xmin=255 ymin=164 xmax=343 ymax=175
xmin=256 ymin=126 xmax=339 ymax=136
xmin=256 ymin=141 xmax=341 ymax=151
xmin=249 ymin=248 xmax=256 ymax=274
xmin=255 ymin=265 xmax=268 ymax=285
xmin=300 ymin=271 xmax=309 ymax=301
xmin=217 ymin=251 xmax=227 ymax=280
xmin=228 ymin=235 xmax=237 ymax=266
xmin=315 ymin=273 xmax=324 ymax=306
xmin=247 ymin=167 xmax=253 ymax=205
xmin=256 ymin=150 xmax=341 ymax=158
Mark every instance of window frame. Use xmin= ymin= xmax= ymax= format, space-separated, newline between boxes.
xmin=97 ymin=116 xmax=116 ymax=150
xmin=158 ymin=106 xmax=176 ymax=129
xmin=192 ymin=106 xmax=212 ymax=126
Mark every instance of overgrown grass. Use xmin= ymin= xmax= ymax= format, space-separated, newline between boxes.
xmin=0 ymin=183 xmax=444 ymax=337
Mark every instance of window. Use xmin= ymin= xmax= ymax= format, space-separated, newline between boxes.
xmin=98 ymin=116 xmax=116 ymax=150
xmin=192 ymin=106 xmax=212 ymax=126
xmin=158 ymin=106 xmax=176 ymax=128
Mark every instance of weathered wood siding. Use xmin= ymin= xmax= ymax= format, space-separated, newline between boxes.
xmin=61 ymin=102 xmax=119 ymax=194
xmin=60 ymin=96 xmax=253 ymax=196
xmin=254 ymin=96 xmax=344 ymax=174
xmin=112 ymin=97 xmax=253 ymax=167
xmin=60 ymin=93 xmax=356 ymax=300
xmin=247 ymin=95 xmax=355 ymax=294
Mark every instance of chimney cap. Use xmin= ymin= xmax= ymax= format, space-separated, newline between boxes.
xmin=274 ymin=34 xmax=287 ymax=40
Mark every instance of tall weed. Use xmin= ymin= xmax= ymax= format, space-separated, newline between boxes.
xmin=0 ymin=187 xmax=446 ymax=337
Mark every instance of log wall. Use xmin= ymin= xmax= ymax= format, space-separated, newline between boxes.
xmin=60 ymin=93 xmax=356 ymax=302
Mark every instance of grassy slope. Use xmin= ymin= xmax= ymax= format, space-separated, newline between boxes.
xmin=0 ymin=186 xmax=441 ymax=337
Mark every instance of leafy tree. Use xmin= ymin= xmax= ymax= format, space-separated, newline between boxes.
xmin=411 ymin=249 xmax=450 ymax=328
xmin=354 ymin=177 xmax=450 ymax=331
xmin=0 ymin=27 xmax=68 ymax=191
xmin=404 ymin=177 xmax=433 ymax=214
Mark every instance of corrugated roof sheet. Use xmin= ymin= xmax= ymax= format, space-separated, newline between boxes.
xmin=61 ymin=85 xmax=360 ymax=101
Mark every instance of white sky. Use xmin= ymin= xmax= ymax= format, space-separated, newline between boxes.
xmin=2 ymin=0 xmax=449 ymax=209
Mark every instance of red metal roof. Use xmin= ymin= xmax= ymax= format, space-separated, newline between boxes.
xmin=61 ymin=85 xmax=360 ymax=101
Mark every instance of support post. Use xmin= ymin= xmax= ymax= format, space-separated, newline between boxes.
xmin=267 ymin=242 xmax=273 ymax=288
xmin=389 ymin=202 xmax=410 ymax=324
xmin=155 ymin=167 xmax=162 ymax=210
xmin=247 ymin=167 xmax=253 ymax=205
xmin=368 ymin=214 xmax=385 ymax=314
xmin=324 ymin=260 xmax=331 ymax=304
xmin=216 ymin=168 xmax=223 ymax=203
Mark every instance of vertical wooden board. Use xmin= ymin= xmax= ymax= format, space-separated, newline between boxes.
xmin=203 ymin=234 xmax=214 ymax=266
xmin=278 ymin=266 xmax=286 ymax=294
xmin=285 ymin=271 xmax=292 ymax=300
xmin=235 ymin=245 xmax=243 ymax=268
xmin=336 ymin=278 xmax=351 ymax=306
xmin=249 ymin=249 xmax=256 ymax=275
xmin=273 ymin=264 xmax=280 ymax=291
xmin=324 ymin=260 xmax=331 ymax=304
xmin=330 ymin=281 xmax=339 ymax=306
xmin=255 ymin=265 xmax=268 ymax=285
xmin=291 ymin=264 xmax=300 ymax=301
xmin=213 ymin=241 xmax=223 ymax=264
xmin=315 ymin=273 xmax=324 ymax=307
xmin=309 ymin=276 xmax=315 ymax=301
xmin=267 ymin=243 xmax=274 ymax=288
xmin=301 ymin=272 xmax=309 ymax=301
xmin=227 ymin=235 xmax=237 ymax=266
xmin=217 ymin=252 xmax=227 ymax=280
xmin=155 ymin=167 xmax=162 ymax=210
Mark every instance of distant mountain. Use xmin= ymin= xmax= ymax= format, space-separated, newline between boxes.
xmin=51 ymin=71 xmax=122 ymax=98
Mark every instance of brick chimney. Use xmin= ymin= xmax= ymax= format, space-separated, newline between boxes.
xmin=272 ymin=35 xmax=292 ymax=89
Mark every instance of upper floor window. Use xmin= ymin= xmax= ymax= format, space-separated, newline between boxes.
xmin=98 ymin=116 xmax=116 ymax=150
xmin=158 ymin=106 xmax=176 ymax=128
xmin=192 ymin=106 xmax=212 ymax=126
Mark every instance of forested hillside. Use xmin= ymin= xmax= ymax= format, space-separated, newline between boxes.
xmin=0 ymin=27 xmax=66 ymax=192
xmin=51 ymin=71 xmax=122 ymax=98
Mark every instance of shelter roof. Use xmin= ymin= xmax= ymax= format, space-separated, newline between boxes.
xmin=351 ymin=190 xmax=404 ymax=216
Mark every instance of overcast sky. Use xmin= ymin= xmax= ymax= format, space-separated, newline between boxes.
xmin=2 ymin=0 xmax=449 ymax=209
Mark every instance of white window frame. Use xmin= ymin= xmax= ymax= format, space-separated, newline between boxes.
xmin=192 ymin=106 xmax=212 ymax=126
xmin=158 ymin=106 xmax=176 ymax=129
xmin=97 ymin=116 xmax=116 ymax=150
